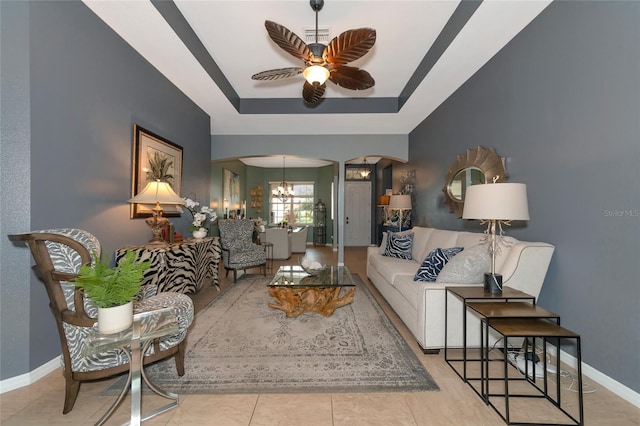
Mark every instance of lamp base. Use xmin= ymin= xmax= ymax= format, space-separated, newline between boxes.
xmin=484 ymin=273 xmax=503 ymax=294
xmin=145 ymin=214 xmax=169 ymax=246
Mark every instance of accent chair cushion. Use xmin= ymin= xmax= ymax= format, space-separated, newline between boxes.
xmin=414 ymin=247 xmax=464 ymax=282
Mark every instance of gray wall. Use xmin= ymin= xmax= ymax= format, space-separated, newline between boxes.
xmin=1 ymin=0 xmax=32 ymax=381
xmin=408 ymin=1 xmax=639 ymax=392
xmin=1 ymin=1 xmax=211 ymax=380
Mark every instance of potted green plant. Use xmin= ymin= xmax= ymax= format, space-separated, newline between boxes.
xmin=74 ymin=251 xmax=150 ymax=334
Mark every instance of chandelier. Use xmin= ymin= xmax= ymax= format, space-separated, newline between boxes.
xmin=272 ymin=156 xmax=294 ymax=202
xmin=358 ymin=157 xmax=371 ymax=179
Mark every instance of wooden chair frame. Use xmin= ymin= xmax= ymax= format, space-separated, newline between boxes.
xmin=8 ymin=232 xmax=187 ymax=414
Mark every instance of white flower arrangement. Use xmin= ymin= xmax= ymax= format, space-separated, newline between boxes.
xmin=252 ymin=217 xmax=266 ymax=232
xmin=182 ymin=197 xmax=217 ymax=232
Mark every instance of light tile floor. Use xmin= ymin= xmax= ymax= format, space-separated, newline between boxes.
xmin=1 ymin=246 xmax=638 ymax=425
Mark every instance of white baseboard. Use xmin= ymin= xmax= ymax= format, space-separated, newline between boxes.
xmin=536 ymin=343 xmax=640 ymax=408
xmin=0 ymin=357 xmax=59 ymax=394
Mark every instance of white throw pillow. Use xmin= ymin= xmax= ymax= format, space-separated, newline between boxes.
xmin=435 ymin=244 xmax=490 ymax=284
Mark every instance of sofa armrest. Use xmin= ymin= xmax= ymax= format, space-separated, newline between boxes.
xmin=500 ymin=242 xmax=555 ymax=298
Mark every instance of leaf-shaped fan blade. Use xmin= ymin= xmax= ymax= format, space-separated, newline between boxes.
xmin=265 ymin=20 xmax=311 ymax=62
xmin=252 ymin=67 xmax=304 ymax=81
xmin=302 ymin=81 xmax=326 ymax=105
xmin=329 ymin=66 xmax=375 ymax=90
xmin=325 ymin=28 xmax=376 ymax=67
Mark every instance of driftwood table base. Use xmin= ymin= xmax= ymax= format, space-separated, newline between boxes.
xmin=268 ymin=286 xmax=356 ymax=317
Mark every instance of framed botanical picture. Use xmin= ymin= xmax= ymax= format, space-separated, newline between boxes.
xmin=223 ymin=169 xmax=240 ymax=215
xmin=130 ymin=124 xmax=183 ymax=218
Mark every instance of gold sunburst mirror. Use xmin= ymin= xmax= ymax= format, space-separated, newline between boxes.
xmin=442 ymin=146 xmax=508 ymax=217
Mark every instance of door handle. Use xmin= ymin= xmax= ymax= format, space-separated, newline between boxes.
xmin=346 ymin=216 xmax=349 ymax=224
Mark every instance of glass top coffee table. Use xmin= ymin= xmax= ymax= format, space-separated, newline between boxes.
xmin=267 ymin=265 xmax=356 ymax=317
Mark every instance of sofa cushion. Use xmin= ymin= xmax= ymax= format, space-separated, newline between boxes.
xmin=454 ymin=231 xmax=486 ymax=248
xmin=436 ymin=244 xmax=490 ymax=284
xmin=411 ymin=227 xmax=433 ymax=261
xmin=390 ymin=274 xmax=421 ymax=311
xmin=383 ymin=232 xmax=414 ymax=260
xmin=369 ymin=253 xmax=418 ymax=286
xmin=414 ymin=247 xmax=464 ymax=282
xmin=420 ymin=229 xmax=460 ymax=261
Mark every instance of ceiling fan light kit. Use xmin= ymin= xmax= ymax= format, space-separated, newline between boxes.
xmin=303 ymin=65 xmax=330 ymax=86
xmin=251 ymin=0 xmax=376 ymax=106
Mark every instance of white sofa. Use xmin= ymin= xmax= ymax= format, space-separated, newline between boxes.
xmin=366 ymin=226 xmax=555 ymax=352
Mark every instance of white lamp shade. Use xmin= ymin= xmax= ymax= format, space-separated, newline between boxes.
xmin=462 ymin=183 xmax=529 ymax=221
xmin=128 ymin=180 xmax=185 ymax=205
xmin=303 ymin=65 xmax=330 ymax=86
xmin=389 ymin=194 xmax=412 ymax=209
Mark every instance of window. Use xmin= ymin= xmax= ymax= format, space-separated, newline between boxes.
xmin=269 ymin=182 xmax=314 ymax=226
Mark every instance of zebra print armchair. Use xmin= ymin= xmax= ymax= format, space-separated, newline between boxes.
xmin=217 ymin=219 xmax=267 ymax=282
xmin=8 ymin=229 xmax=194 ymax=414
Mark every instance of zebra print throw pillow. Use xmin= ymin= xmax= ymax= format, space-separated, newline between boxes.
xmin=383 ymin=232 xmax=414 ymax=260
xmin=414 ymin=247 xmax=464 ymax=282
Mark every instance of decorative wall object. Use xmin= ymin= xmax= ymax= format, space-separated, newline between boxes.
xmin=223 ymin=169 xmax=240 ymax=215
xmin=442 ymin=146 xmax=507 ymax=218
xmin=250 ymin=185 xmax=263 ymax=213
xmin=400 ymin=170 xmax=416 ymax=194
xmin=131 ymin=125 xmax=183 ymax=218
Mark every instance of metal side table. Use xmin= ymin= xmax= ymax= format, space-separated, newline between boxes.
xmin=486 ymin=318 xmax=583 ymax=426
xmin=445 ymin=286 xmax=536 ymax=384
xmin=261 ymin=241 xmax=274 ymax=271
xmin=84 ymin=307 xmax=180 ymax=426
xmin=465 ymin=302 xmax=560 ymax=403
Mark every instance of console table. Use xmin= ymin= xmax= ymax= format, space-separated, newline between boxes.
xmin=116 ymin=237 xmax=221 ymax=295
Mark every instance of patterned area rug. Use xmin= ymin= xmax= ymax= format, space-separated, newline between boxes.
xmin=106 ymin=274 xmax=438 ymax=394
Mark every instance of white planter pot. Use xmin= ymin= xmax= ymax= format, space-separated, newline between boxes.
xmin=98 ymin=301 xmax=133 ymax=334
xmin=192 ymin=229 xmax=207 ymax=239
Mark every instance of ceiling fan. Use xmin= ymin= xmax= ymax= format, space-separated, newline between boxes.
xmin=251 ymin=0 xmax=376 ymax=106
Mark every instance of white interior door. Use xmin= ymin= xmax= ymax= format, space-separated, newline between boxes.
xmin=344 ymin=181 xmax=371 ymax=246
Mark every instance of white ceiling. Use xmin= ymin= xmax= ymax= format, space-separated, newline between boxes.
xmin=83 ymin=0 xmax=551 ymax=139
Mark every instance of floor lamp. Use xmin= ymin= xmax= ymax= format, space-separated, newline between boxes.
xmin=389 ymin=194 xmax=412 ymax=232
xmin=462 ymin=183 xmax=529 ymax=294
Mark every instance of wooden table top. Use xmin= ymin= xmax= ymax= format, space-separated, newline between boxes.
xmin=466 ymin=302 xmax=559 ymax=319
xmin=446 ymin=286 xmax=534 ymax=301
xmin=488 ymin=318 xmax=579 ymax=338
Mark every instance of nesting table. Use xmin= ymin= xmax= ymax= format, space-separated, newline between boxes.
xmin=445 ymin=286 xmax=536 ymax=383
xmin=445 ymin=286 xmax=584 ymax=425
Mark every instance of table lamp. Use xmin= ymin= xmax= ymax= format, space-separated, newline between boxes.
xmin=462 ymin=182 xmax=529 ymax=294
xmin=128 ymin=180 xmax=185 ymax=245
xmin=389 ymin=194 xmax=412 ymax=231
xmin=377 ymin=195 xmax=390 ymax=223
